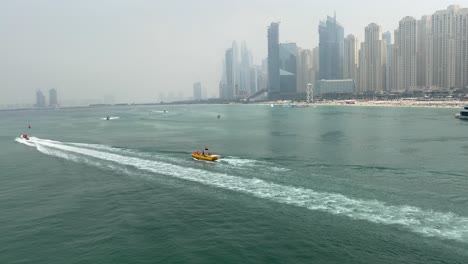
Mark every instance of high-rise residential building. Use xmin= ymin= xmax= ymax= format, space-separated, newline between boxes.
xmin=231 ymin=41 xmax=240 ymax=97
xmin=343 ymin=35 xmax=359 ymax=80
xmin=417 ymin=16 xmax=432 ymax=88
xmin=297 ymin=49 xmax=313 ymax=93
xmin=279 ymin=43 xmax=298 ymax=94
xmin=455 ymin=8 xmax=468 ymax=89
xmin=396 ymin=17 xmax=417 ymax=91
xmin=49 ymin=88 xmax=58 ymax=107
xmin=249 ymin=67 xmax=258 ymax=95
xmin=311 ymin=46 xmax=320 ymax=90
xmin=193 ymin=82 xmax=202 ymax=100
xmin=391 ymin=29 xmax=400 ymax=91
xmin=357 ymin=42 xmax=367 ymax=93
xmin=35 ymin=90 xmax=46 ymax=108
xmin=382 ymin=32 xmax=392 ymax=92
xmin=432 ymin=6 xmax=458 ymax=89
xmin=223 ymin=41 xmax=241 ymax=100
xmin=359 ymin=23 xmax=386 ymax=93
xmin=240 ymin=42 xmax=252 ymax=97
xmin=225 ymin=48 xmax=234 ymax=99
xmin=219 ymin=59 xmax=227 ymax=99
xmin=318 ymin=15 xmax=344 ymax=80
xmin=268 ymin=22 xmax=280 ymax=95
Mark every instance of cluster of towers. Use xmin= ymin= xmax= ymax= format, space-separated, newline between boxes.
xmin=35 ymin=89 xmax=58 ymax=108
xmin=219 ymin=5 xmax=468 ymax=100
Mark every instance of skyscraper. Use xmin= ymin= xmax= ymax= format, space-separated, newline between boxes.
xmin=397 ymin=17 xmax=417 ymax=91
xmin=455 ymin=8 xmax=468 ymax=89
xmin=193 ymin=82 xmax=202 ymax=100
xmin=382 ymin=31 xmax=392 ymax=92
xmin=318 ymin=15 xmax=344 ymax=80
xmin=343 ymin=34 xmax=359 ymax=80
xmin=279 ymin=43 xmax=298 ymax=94
xmin=297 ymin=49 xmax=313 ymax=93
xmin=417 ymin=16 xmax=432 ymax=88
xmin=268 ymin=22 xmax=280 ymax=95
xmin=359 ymin=23 xmax=386 ymax=93
xmin=240 ymin=42 xmax=252 ymax=97
xmin=432 ymin=6 xmax=458 ymax=89
xmin=49 ymin=88 xmax=58 ymax=107
xmin=225 ymin=48 xmax=234 ymax=99
xmin=35 ymin=90 xmax=46 ymax=108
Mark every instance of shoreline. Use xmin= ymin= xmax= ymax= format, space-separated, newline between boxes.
xmin=260 ymin=100 xmax=466 ymax=109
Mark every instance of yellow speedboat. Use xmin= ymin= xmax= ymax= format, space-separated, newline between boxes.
xmin=192 ymin=151 xmax=220 ymax=161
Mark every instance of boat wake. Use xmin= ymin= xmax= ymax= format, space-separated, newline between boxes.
xmin=15 ymin=137 xmax=468 ymax=243
xmin=100 ymin=116 xmax=120 ymax=120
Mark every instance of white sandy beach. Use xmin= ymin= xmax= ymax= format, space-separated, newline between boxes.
xmin=261 ymin=100 xmax=466 ymax=109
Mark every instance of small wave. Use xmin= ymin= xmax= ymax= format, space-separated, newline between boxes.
xmin=16 ymin=137 xmax=468 ymax=243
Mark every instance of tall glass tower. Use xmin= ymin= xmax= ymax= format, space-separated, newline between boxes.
xmin=318 ymin=15 xmax=344 ymax=80
xmin=268 ymin=22 xmax=280 ymax=94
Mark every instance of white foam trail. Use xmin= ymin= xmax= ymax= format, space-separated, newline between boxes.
xmin=100 ymin=116 xmax=120 ymax=120
xmin=222 ymin=157 xmax=290 ymax=172
xmin=18 ymin=137 xmax=468 ymax=243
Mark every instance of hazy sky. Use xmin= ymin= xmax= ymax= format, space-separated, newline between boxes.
xmin=1 ymin=0 xmax=465 ymax=105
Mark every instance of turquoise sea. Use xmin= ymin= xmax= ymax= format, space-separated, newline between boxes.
xmin=1 ymin=105 xmax=467 ymax=263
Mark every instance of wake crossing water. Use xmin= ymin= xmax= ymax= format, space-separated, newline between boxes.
xmin=16 ymin=137 xmax=468 ymax=243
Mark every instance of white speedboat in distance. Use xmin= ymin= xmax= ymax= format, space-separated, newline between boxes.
xmin=455 ymin=105 xmax=468 ymax=120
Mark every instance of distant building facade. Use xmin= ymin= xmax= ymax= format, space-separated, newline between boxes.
xmin=279 ymin=43 xmax=298 ymax=94
xmin=49 ymin=88 xmax=58 ymax=107
xmin=193 ymin=82 xmax=202 ymax=100
xmin=268 ymin=22 xmax=281 ymax=95
xmin=318 ymin=15 xmax=344 ymax=80
xmin=35 ymin=90 xmax=46 ymax=108
xmin=315 ymin=79 xmax=355 ymax=98
xmin=382 ymin=31 xmax=392 ymax=92
xmin=417 ymin=16 xmax=432 ymax=88
xmin=396 ymin=17 xmax=417 ymax=91
xmin=297 ymin=49 xmax=313 ymax=93
xmin=343 ymin=34 xmax=359 ymax=80
xmin=358 ymin=23 xmax=386 ymax=93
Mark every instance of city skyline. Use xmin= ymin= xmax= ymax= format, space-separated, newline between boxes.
xmin=0 ymin=0 xmax=462 ymax=106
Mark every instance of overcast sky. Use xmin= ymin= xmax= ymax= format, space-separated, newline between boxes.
xmin=1 ymin=0 xmax=465 ymax=105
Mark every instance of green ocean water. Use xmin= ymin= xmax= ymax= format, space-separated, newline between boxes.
xmin=1 ymin=105 xmax=467 ymax=264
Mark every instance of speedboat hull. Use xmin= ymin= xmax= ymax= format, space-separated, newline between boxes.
xmin=191 ymin=153 xmax=220 ymax=161
xmin=455 ymin=113 xmax=468 ymax=120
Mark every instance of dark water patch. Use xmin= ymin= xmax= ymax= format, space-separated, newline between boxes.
xmin=271 ymin=131 xmax=297 ymax=137
xmin=320 ymin=131 xmax=344 ymax=141
xmin=399 ymin=147 xmax=419 ymax=154
xmin=403 ymin=136 xmax=468 ymax=143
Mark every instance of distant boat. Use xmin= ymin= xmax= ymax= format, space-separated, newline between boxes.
xmin=270 ymin=104 xmax=274 ymax=107
xmin=106 ymin=116 xmax=110 ymax=120
xmin=217 ymin=115 xmax=221 ymax=119
xmin=455 ymin=105 xmax=468 ymax=120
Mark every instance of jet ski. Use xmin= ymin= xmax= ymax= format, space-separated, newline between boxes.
xmin=20 ymin=134 xmax=30 ymax=140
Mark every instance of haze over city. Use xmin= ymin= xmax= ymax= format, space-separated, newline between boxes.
xmin=0 ymin=0 xmax=463 ymax=106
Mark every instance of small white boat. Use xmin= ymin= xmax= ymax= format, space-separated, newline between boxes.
xmin=455 ymin=105 xmax=468 ymax=120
